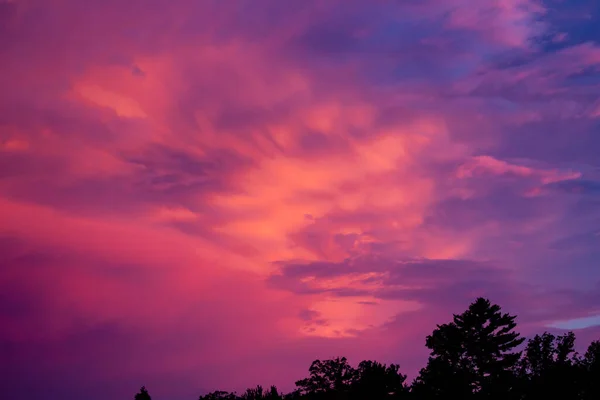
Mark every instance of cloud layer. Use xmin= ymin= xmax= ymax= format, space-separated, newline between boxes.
xmin=2 ymin=0 xmax=600 ymax=399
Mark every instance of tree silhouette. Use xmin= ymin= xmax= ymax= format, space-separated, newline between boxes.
xmin=412 ymin=355 xmax=473 ymax=399
xmin=242 ymin=385 xmax=264 ymax=400
xmin=519 ymin=332 xmax=580 ymax=399
xmin=295 ymin=357 xmax=356 ymax=398
xmin=581 ymin=340 xmax=600 ymax=400
xmin=352 ymin=360 xmax=407 ymax=399
xmin=135 ymin=386 xmax=152 ymax=400
xmin=414 ymin=297 xmax=525 ymax=399
xmin=199 ymin=390 xmax=237 ymax=400
xmin=265 ymin=385 xmax=282 ymax=400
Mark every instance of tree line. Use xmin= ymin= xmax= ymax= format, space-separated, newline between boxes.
xmin=134 ymin=298 xmax=600 ymax=400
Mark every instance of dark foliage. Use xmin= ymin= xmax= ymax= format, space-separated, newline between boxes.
xmin=413 ymin=297 xmax=525 ymax=399
xmin=135 ymin=386 xmax=152 ymax=400
xmin=134 ymin=298 xmax=600 ymax=400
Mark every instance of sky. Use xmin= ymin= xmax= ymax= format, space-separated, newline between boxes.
xmin=1 ymin=0 xmax=600 ymax=398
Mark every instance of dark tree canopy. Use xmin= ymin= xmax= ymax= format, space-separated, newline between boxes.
xmin=133 ymin=297 xmax=600 ymax=400
xmin=415 ymin=297 xmax=525 ymax=398
xmin=199 ymin=390 xmax=237 ymax=400
xmin=135 ymin=386 xmax=152 ymax=400
xmin=582 ymin=340 xmax=600 ymax=399
xmin=353 ymin=360 xmax=408 ymax=399
xmin=294 ymin=357 xmax=356 ymax=396
xmin=516 ymin=332 xmax=580 ymax=399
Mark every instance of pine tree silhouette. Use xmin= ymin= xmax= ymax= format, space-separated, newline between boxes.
xmin=134 ymin=386 xmax=152 ymax=400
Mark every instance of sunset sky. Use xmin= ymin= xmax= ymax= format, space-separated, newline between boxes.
xmin=1 ymin=0 xmax=600 ymax=399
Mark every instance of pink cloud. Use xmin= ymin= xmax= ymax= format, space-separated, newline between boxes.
xmin=457 ymin=155 xmax=581 ymax=185
xmin=444 ymin=0 xmax=547 ymax=48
